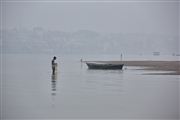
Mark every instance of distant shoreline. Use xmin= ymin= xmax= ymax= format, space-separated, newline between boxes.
xmin=84 ymin=60 xmax=180 ymax=75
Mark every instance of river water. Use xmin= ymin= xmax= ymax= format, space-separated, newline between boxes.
xmin=1 ymin=54 xmax=179 ymax=120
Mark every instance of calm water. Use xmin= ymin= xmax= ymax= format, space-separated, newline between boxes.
xmin=1 ymin=54 xmax=179 ymax=120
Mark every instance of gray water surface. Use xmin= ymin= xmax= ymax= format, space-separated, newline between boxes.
xmin=1 ymin=54 xmax=179 ymax=120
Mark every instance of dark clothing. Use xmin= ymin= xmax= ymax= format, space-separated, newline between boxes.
xmin=51 ymin=56 xmax=57 ymax=75
xmin=52 ymin=59 xmax=56 ymax=74
xmin=52 ymin=59 xmax=55 ymax=65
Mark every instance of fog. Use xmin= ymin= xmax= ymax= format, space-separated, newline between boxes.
xmin=0 ymin=1 xmax=179 ymax=55
xmin=1 ymin=1 xmax=180 ymax=119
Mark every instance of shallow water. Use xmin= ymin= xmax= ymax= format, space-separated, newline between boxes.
xmin=1 ymin=54 xmax=179 ymax=120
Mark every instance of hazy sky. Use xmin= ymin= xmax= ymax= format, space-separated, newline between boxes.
xmin=1 ymin=1 xmax=179 ymax=35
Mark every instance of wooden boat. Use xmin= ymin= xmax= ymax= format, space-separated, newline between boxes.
xmin=86 ymin=62 xmax=124 ymax=70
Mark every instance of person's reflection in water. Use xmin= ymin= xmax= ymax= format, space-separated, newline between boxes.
xmin=51 ymin=73 xmax=57 ymax=96
xmin=51 ymin=72 xmax=57 ymax=108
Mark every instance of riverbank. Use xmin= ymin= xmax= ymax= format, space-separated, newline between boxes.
xmin=84 ymin=61 xmax=180 ymax=75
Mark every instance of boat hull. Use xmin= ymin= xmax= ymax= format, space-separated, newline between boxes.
xmin=86 ymin=62 xmax=123 ymax=70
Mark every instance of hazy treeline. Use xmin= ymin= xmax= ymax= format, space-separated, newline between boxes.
xmin=1 ymin=27 xmax=179 ymax=55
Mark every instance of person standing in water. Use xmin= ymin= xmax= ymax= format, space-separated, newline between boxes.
xmin=52 ymin=56 xmax=57 ymax=75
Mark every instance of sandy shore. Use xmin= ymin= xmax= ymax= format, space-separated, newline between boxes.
xmin=84 ymin=61 xmax=180 ymax=75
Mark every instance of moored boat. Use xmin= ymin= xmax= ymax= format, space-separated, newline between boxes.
xmin=86 ymin=62 xmax=124 ymax=70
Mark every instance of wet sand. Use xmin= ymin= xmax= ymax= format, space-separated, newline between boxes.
xmin=85 ymin=61 xmax=180 ymax=75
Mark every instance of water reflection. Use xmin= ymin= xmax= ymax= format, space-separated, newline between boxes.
xmin=51 ymin=72 xmax=58 ymax=108
xmin=82 ymin=69 xmax=124 ymax=95
xmin=51 ymin=73 xmax=57 ymax=96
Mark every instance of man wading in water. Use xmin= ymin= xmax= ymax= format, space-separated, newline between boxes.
xmin=52 ymin=56 xmax=57 ymax=75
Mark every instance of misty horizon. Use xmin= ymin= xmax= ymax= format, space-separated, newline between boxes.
xmin=0 ymin=1 xmax=179 ymax=55
xmin=1 ymin=27 xmax=179 ymax=55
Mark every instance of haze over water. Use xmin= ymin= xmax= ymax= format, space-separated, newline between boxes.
xmin=1 ymin=54 xmax=179 ymax=119
xmin=1 ymin=1 xmax=180 ymax=119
